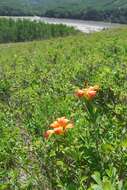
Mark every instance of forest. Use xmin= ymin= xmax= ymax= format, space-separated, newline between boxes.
xmin=0 ymin=18 xmax=77 ymax=43
xmin=44 ymin=8 xmax=127 ymax=24
xmin=1 ymin=0 xmax=127 ymax=23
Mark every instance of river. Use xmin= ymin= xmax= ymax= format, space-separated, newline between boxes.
xmin=1 ymin=16 xmax=123 ymax=33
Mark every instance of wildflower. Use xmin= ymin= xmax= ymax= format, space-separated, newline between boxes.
xmin=65 ymin=123 xmax=74 ymax=129
xmin=88 ymin=85 xmax=99 ymax=91
xmin=84 ymin=88 xmax=97 ymax=100
xmin=44 ymin=130 xmax=54 ymax=139
xmin=57 ymin=117 xmax=69 ymax=127
xmin=75 ymin=89 xmax=85 ymax=98
xmin=75 ymin=85 xmax=99 ymax=101
xmin=44 ymin=117 xmax=74 ymax=139
xmin=50 ymin=121 xmax=59 ymax=128
xmin=54 ymin=127 xmax=64 ymax=135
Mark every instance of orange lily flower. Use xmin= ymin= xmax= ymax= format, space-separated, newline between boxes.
xmin=54 ymin=127 xmax=64 ymax=135
xmin=50 ymin=121 xmax=59 ymax=128
xmin=75 ymin=85 xmax=99 ymax=101
xmin=44 ymin=130 xmax=54 ymax=139
xmin=45 ymin=117 xmax=74 ymax=139
xmin=65 ymin=123 xmax=74 ymax=131
xmin=75 ymin=89 xmax=85 ymax=98
xmin=57 ymin=117 xmax=69 ymax=127
xmin=85 ymin=89 xmax=97 ymax=100
xmin=88 ymin=85 xmax=100 ymax=92
xmin=65 ymin=123 xmax=74 ymax=130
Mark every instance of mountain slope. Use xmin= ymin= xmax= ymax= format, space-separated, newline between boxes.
xmin=0 ymin=0 xmax=33 ymax=14
xmin=0 ymin=0 xmax=127 ymax=23
xmin=22 ymin=0 xmax=127 ymax=11
xmin=1 ymin=0 xmax=127 ymax=12
xmin=23 ymin=0 xmax=127 ymax=10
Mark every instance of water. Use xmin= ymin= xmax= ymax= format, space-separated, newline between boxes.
xmin=1 ymin=16 xmax=122 ymax=33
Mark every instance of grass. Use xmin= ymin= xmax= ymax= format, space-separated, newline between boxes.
xmin=0 ymin=28 xmax=127 ymax=189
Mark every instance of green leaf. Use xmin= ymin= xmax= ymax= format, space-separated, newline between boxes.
xmin=101 ymin=143 xmax=114 ymax=153
xmin=56 ymin=160 xmax=64 ymax=167
xmin=121 ymin=139 xmax=127 ymax=148
xmin=91 ymin=184 xmax=102 ymax=190
xmin=92 ymin=172 xmax=102 ymax=185
xmin=103 ymin=180 xmax=113 ymax=190
xmin=0 ymin=184 xmax=10 ymax=190
xmin=118 ymin=180 xmax=124 ymax=190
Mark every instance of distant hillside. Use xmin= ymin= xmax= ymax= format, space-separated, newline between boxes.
xmin=0 ymin=0 xmax=127 ymax=23
xmin=0 ymin=0 xmax=32 ymax=15
xmin=32 ymin=0 xmax=127 ymax=11
xmin=1 ymin=0 xmax=127 ymax=11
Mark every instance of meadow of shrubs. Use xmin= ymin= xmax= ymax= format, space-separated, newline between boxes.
xmin=0 ymin=18 xmax=77 ymax=43
xmin=0 ymin=27 xmax=127 ymax=189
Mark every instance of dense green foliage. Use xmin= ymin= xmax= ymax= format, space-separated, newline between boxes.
xmin=45 ymin=8 xmax=127 ymax=24
xmin=0 ymin=18 xmax=77 ymax=43
xmin=1 ymin=0 xmax=127 ymax=23
xmin=0 ymin=27 xmax=127 ymax=189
